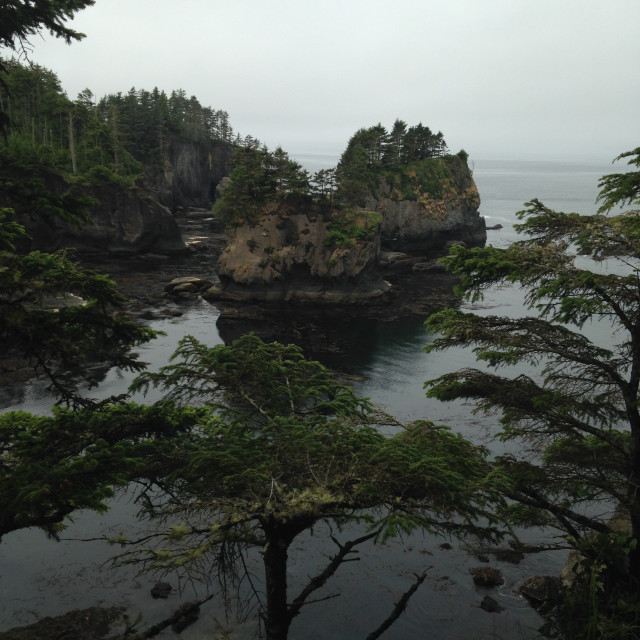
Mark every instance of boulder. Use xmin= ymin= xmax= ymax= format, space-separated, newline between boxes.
xmin=150 ymin=582 xmax=173 ymax=599
xmin=480 ymin=595 xmax=504 ymax=613
xmin=520 ymin=575 xmax=562 ymax=606
xmin=470 ymin=567 xmax=505 ymax=587
xmin=165 ymin=276 xmax=214 ymax=300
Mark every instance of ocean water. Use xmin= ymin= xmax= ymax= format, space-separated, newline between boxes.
xmin=0 ymin=155 xmax=627 ymax=638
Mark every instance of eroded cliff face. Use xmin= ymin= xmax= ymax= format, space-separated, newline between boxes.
xmin=206 ymin=212 xmax=390 ymax=303
xmin=142 ymin=138 xmax=234 ymax=210
xmin=53 ymin=184 xmax=187 ymax=254
xmin=13 ymin=173 xmax=186 ymax=255
xmin=366 ymin=162 xmax=486 ymax=253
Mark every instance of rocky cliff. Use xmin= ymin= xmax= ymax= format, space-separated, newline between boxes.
xmin=8 ymin=167 xmax=187 ymax=255
xmin=367 ymin=154 xmax=486 ymax=252
xmin=6 ymin=135 xmax=234 ymax=256
xmin=48 ymin=183 xmax=187 ymax=255
xmin=371 ymin=181 xmax=485 ymax=252
xmin=206 ymin=210 xmax=390 ymax=303
xmin=142 ymin=138 xmax=234 ymax=210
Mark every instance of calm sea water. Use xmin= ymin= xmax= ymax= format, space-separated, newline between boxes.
xmin=0 ymin=155 xmax=625 ymax=638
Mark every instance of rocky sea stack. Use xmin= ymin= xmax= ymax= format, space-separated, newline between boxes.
xmin=207 ymin=124 xmax=485 ymax=304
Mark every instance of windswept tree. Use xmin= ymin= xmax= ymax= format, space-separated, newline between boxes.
xmin=425 ymin=148 xmax=640 ymax=638
xmin=125 ymin=334 xmax=503 ymax=640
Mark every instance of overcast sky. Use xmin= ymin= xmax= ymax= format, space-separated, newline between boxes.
xmin=22 ymin=0 xmax=640 ymax=162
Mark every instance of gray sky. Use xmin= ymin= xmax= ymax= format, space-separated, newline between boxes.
xmin=24 ymin=0 xmax=640 ymax=162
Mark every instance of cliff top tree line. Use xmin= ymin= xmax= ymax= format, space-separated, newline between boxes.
xmin=0 ymin=59 xmax=237 ymax=180
xmin=213 ymin=122 xmax=468 ymax=227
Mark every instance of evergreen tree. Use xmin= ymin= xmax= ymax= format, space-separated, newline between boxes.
xmin=0 ymin=402 xmax=197 ymax=540
xmin=425 ymin=148 xmax=640 ymax=638
xmin=124 ymin=334 xmax=503 ymax=640
xmin=0 ymin=1 xmax=95 ymax=76
xmin=0 ymin=1 xmax=193 ymax=544
xmin=213 ymin=145 xmax=312 ymax=226
xmin=383 ymin=118 xmax=407 ymax=165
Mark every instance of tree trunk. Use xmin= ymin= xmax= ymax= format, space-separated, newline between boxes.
xmin=263 ymin=532 xmax=292 ymax=640
xmin=627 ymin=471 xmax=640 ymax=586
xmin=68 ymin=112 xmax=77 ymax=175
xmin=260 ymin=515 xmax=318 ymax=639
xmin=627 ymin=419 xmax=640 ymax=587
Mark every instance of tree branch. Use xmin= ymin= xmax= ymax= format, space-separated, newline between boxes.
xmin=364 ymin=571 xmax=429 ymax=640
xmin=287 ymin=529 xmax=381 ymax=621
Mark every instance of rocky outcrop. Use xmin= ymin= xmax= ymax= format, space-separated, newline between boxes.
xmin=142 ymin=138 xmax=233 ymax=210
xmin=22 ymin=181 xmax=186 ymax=255
xmin=371 ymin=190 xmax=485 ymax=252
xmin=205 ymin=211 xmax=390 ymax=303
xmin=207 ymin=154 xmax=485 ymax=305
xmin=469 ymin=567 xmax=505 ymax=587
xmin=366 ymin=160 xmax=486 ymax=253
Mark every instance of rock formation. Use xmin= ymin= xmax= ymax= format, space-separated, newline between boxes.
xmin=207 ymin=153 xmax=485 ymax=304
xmin=7 ymin=135 xmax=234 ymax=256
xmin=205 ymin=211 xmax=391 ymax=303
xmin=142 ymin=138 xmax=233 ymax=211
xmin=16 ymin=178 xmax=187 ymax=255
xmin=370 ymin=177 xmax=485 ymax=252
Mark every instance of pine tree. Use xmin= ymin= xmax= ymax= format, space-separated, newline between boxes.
xmin=425 ymin=148 xmax=640 ymax=637
xmin=124 ymin=334 xmax=503 ymax=640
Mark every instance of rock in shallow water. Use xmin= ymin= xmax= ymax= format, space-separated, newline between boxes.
xmin=480 ymin=595 xmax=504 ymax=613
xmin=470 ymin=566 xmax=505 ymax=587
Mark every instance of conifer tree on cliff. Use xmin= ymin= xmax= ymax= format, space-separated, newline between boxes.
xmin=425 ymin=148 xmax=640 ymax=637
xmin=0 ymin=1 xmax=93 ymax=137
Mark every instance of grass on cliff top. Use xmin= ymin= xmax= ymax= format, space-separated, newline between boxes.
xmin=377 ymin=155 xmax=472 ymax=202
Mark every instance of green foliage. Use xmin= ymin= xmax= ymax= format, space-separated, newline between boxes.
xmin=0 ymin=0 xmax=192 ymax=549
xmin=0 ymin=206 xmax=157 ymax=405
xmin=124 ymin=334 xmax=502 ymax=638
xmin=96 ymin=87 xmax=234 ymax=162
xmin=424 ymin=148 xmax=640 ymax=637
xmin=0 ymin=402 xmax=198 ymax=539
xmin=324 ymin=209 xmax=382 ymax=248
xmin=130 ymin=335 xmax=500 ymax=532
xmin=84 ymin=164 xmax=137 ymax=188
xmin=553 ymin=533 xmax=640 ymax=640
xmin=380 ymin=158 xmax=453 ymax=201
xmin=597 ymin=147 xmax=640 ymax=213
xmin=0 ymin=60 xmax=232 ymax=181
xmin=0 ymin=1 xmax=95 ymax=85
xmin=212 ymin=145 xmax=312 ymax=226
xmin=131 ymin=333 xmax=371 ymax=418
xmin=334 ymin=121 xmax=467 ymax=207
